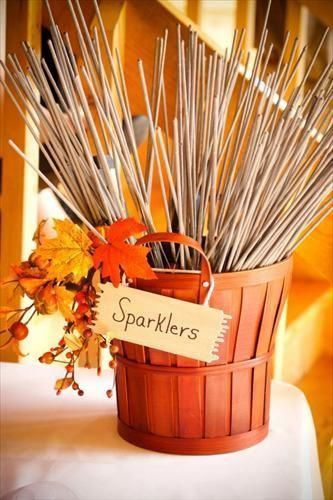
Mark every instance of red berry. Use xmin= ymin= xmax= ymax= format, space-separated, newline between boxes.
xmin=109 ymin=359 xmax=117 ymax=369
xmin=58 ymin=339 xmax=65 ymax=347
xmin=74 ymin=291 xmax=86 ymax=303
xmin=100 ymin=341 xmax=107 ymax=349
xmin=78 ymin=390 xmax=84 ymax=396
xmin=42 ymin=352 xmax=55 ymax=364
xmin=72 ymin=382 xmax=79 ymax=390
xmin=9 ymin=322 xmax=29 ymax=340
xmin=77 ymin=303 xmax=89 ymax=315
xmin=83 ymin=329 xmax=92 ymax=338
xmin=109 ymin=345 xmax=119 ymax=354
xmin=66 ymin=352 xmax=72 ymax=359
xmin=106 ymin=389 xmax=113 ymax=398
xmin=66 ymin=365 xmax=74 ymax=373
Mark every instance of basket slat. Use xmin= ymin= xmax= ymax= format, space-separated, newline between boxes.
xmin=123 ymin=341 xmax=137 ymax=361
xmin=116 ymin=363 xmax=130 ymax=425
xmin=147 ymin=374 xmax=176 ymax=437
xmin=270 ymin=272 xmax=293 ymax=350
xmin=134 ymin=345 xmax=146 ymax=363
xmin=233 ymin=284 xmax=267 ymax=362
xmin=177 ymin=374 xmax=204 ymax=438
xmin=264 ymin=359 xmax=273 ymax=424
xmin=127 ymin=367 xmax=149 ymax=432
xmin=172 ymin=288 xmax=204 ymax=437
xmin=226 ymin=288 xmax=243 ymax=363
xmin=251 ymin=279 xmax=284 ymax=429
xmin=231 ymin=284 xmax=267 ymax=435
xmin=204 ymin=373 xmax=231 ymax=437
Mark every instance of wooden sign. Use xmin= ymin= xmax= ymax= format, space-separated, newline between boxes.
xmin=93 ymin=284 xmax=231 ymax=362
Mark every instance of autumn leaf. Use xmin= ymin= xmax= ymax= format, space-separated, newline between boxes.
xmin=105 ymin=218 xmax=147 ymax=242
xmin=0 ymin=306 xmax=14 ymax=316
xmin=89 ymin=218 xmax=147 ymax=248
xmin=35 ymin=219 xmax=93 ymax=283
xmin=12 ymin=341 xmax=29 ymax=358
xmin=74 ymin=318 xmax=89 ymax=334
xmin=34 ymin=284 xmax=58 ymax=315
xmin=54 ymin=286 xmax=75 ymax=321
xmin=33 ymin=219 xmax=47 ymax=246
xmin=54 ymin=378 xmax=73 ymax=391
xmin=0 ymin=306 xmax=16 ymax=318
xmin=92 ymin=218 xmax=156 ymax=287
xmin=12 ymin=262 xmax=47 ymax=279
xmin=8 ymin=262 xmax=49 ymax=299
xmin=64 ymin=332 xmax=83 ymax=350
xmin=0 ymin=307 xmax=21 ymax=327
xmin=19 ymin=278 xmax=49 ymax=298
xmin=33 ymin=283 xmax=74 ymax=320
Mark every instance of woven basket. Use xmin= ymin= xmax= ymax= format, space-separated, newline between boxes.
xmin=114 ymin=233 xmax=293 ymax=454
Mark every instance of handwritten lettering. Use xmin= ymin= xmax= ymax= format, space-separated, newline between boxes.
xmin=113 ymin=296 xmax=200 ymax=340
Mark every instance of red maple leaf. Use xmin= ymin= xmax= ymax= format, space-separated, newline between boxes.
xmin=92 ymin=218 xmax=156 ymax=287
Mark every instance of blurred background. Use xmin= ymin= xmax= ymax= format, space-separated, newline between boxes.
xmin=0 ymin=0 xmax=332 ymax=497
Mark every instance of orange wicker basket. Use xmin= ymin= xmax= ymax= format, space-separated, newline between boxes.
xmin=114 ymin=233 xmax=293 ymax=454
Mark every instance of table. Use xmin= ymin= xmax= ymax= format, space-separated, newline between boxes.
xmin=0 ymin=362 xmax=323 ymax=500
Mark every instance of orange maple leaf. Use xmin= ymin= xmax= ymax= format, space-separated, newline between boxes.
xmin=8 ymin=261 xmax=49 ymax=299
xmin=92 ymin=218 xmax=156 ymax=287
xmin=19 ymin=277 xmax=49 ymax=298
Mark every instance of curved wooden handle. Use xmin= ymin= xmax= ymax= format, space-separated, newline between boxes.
xmin=136 ymin=232 xmax=213 ymax=304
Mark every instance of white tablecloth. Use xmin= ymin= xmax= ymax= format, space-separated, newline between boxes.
xmin=0 ymin=362 xmax=323 ymax=500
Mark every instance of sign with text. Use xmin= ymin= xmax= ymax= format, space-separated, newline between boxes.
xmin=93 ymin=284 xmax=231 ymax=362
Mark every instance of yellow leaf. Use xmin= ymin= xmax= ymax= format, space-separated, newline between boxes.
xmin=54 ymin=377 xmax=73 ymax=391
xmin=64 ymin=332 xmax=83 ymax=350
xmin=55 ymin=286 xmax=75 ymax=321
xmin=19 ymin=278 xmax=48 ymax=298
xmin=0 ymin=306 xmax=15 ymax=317
xmin=33 ymin=219 xmax=47 ymax=246
xmin=35 ymin=219 xmax=93 ymax=283
xmin=0 ymin=306 xmax=22 ymax=325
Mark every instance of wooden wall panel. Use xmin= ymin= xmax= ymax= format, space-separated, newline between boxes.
xmin=0 ymin=0 xmax=42 ymax=362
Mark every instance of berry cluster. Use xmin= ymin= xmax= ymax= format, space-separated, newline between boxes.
xmin=2 ymin=259 xmax=119 ymax=398
xmin=38 ymin=281 xmax=119 ymax=397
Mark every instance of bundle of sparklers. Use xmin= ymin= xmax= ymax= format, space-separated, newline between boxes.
xmin=1 ymin=0 xmax=332 ymax=272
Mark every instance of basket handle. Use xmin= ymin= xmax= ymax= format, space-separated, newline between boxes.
xmin=136 ymin=232 xmax=214 ymax=305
